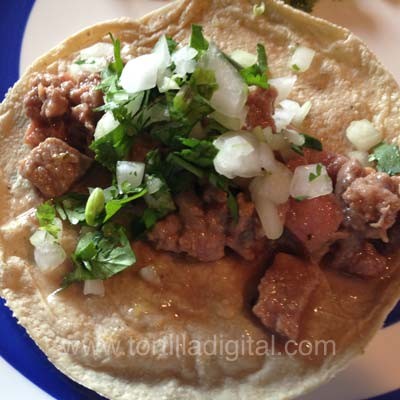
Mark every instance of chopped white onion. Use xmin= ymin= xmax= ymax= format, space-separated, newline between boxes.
xmin=269 ymin=76 xmax=297 ymax=103
xmin=116 ymin=161 xmax=145 ymax=193
xmin=273 ymin=99 xmax=301 ymax=132
xmin=157 ymin=76 xmax=180 ymax=93
xmin=292 ymin=100 xmax=312 ymax=127
xmin=139 ymin=265 xmax=161 ymax=286
xmin=69 ymin=43 xmax=114 ymax=76
xmin=264 ymin=129 xmax=289 ymax=151
xmin=229 ymin=50 xmax=257 ymax=68
xmin=253 ymin=198 xmax=284 ymax=240
xmin=171 ymin=46 xmax=198 ymax=77
xmin=284 ymin=129 xmax=305 ymax=146
xmin=80 ymin=42 xmax=114 ymax=59
xmin=290 ymin=46 xmax=316 ymax=73
xmin=348 ymin=150 xmax=372 ymax=167
xmin=290 ymin=164 xmax=333 ymax=199
xmin=211 ymin=110 xmax=247 ymax=131
xmin=213 ymin=132 xmax=276 ymax=179
xmin=200 ymin=43 xmax=248 ymax=119
xmin=94 ymin=111 xmax=120 ymax=140
xmin=145 ymin=175 xmax=163 ymax=195
xmin=249 ymin=162 xmax=292 ymax=205
xmin=120 ymin=36 xmax=171 ymax=93
xmin=84 ymin=280 xmax=105 ymax=297
xmin=32 ymin=240 xmax=66 ymax=272
xmin=346 ymin=119 xmax=382 ymax=151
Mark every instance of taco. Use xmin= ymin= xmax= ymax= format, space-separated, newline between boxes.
xmin=1 ymin=0 xmax=400 ymax=399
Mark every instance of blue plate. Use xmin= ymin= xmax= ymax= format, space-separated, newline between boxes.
xmin=0 ymin=1 xmax=399 ymax=399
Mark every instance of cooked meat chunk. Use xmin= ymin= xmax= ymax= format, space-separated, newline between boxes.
xmin=253 ymin=253 xmax=320 ymax=340
xmin=341 ymin=170 xmax=400 ymax=241
xmin=285 ymin=195 xmax=343 ymax=258
xmin=19 ymin=138 xmax=92 ymax=198
xmin=24 ymin=73 xmax=103 ymax=154
xmin=335 ymin=159 xmax=366 ymax=197
xmin=328 ymin=235 xmax=388 ymax=278
xmin=226 ymin=193 xmax=266 ymax=260
xmin=148 ymin=188 xmax=267 ymax=262
xmin=288 ymin=149 xmax=347 ymax=183
xmin=245 ymin=87 xmax=278 ymax=131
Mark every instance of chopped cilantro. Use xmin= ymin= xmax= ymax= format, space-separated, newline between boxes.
xmin=308 ymin=163 xmax=322 ymax=182
xmin=166 ymin=36 xmax=178 ymax=53
xmin=239 ymin=44 xmax=269 ymax=89
xmin=90 ymin=124 xmax=134 ymax=171
xmin=292 ymin=63 xmax=300 ymax=72
xmin=55 ymin=194 xmax=87 ymax=225
xmin=190 ymin=25 xmax=209 ymax=53
xmin=291 ymin=133 xmax=323 ymax=155
xmin=294 ymin=195 xmax=308 ymax=202
xmin=109 ymin=33 xmax=123 ymax=76
xmin=369 ymin=142 xmax=400 ymax=175
xmin=36 ymin=203 xmax=60 ymax=238
xmin=63 ymin=223 xmax=135 ymax=286
xmin=74 ymin=59 xmax=96 ymax=65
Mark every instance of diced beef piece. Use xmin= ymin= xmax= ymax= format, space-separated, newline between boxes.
xmin=245 ymin=87 xmax=278 ymax=131
xmin=341 ymin=170 xmax=400 ymax=241
xmin=23 ymin=73 xmax=103 ymax=154
xmin=328 ymin=235 xmax=388 ymax=278
xmin=335 ymin=159 xmax=366 ymax=197
xmin=148 ymin=188 xmax=268 ymax=262
xmin=288 ymin=148 xmax=347 ymax=183
xmin=253 ymin=253 xmax=320 ymax=340
xmin=285 ymin=195 xmax=343 ymax=258
xmin=19 ymin=138 xmax=92 ymax=198
xmin=226 ymin=193 xmax=266 ymax=260
xmin=175 ymin=191 xmax=227 ymax=262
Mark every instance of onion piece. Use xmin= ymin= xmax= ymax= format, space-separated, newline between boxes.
xmin=273 ymin=99 xmax=301 ymax=132
xmin=284 ymin=129 xmax=305 ymax=147
xmin=348 ymin=150 xmax=372 ymax=167
xmin=290 ymin=46 xmax=316 ymax=73
xmin=116 ymin=161 xmax=145 ymax=193
xmin=84 ymin=280 xmax=105 ymax=297
xmin=269 ymin=76 xmax=297 ymax=103
xmin=249 ymin=162 xmax=292 ymax=205
xmin=229 ymin=50 xmax=257 ymax=68
xmin=171 ymin=46 xmax=198 ymax=77
xmin=200 ymin=43 xmax=248 ymax=119
xmin=253 ymin=197 xmax=284 ymax=240
xmin=211 ymin=110 xmax=247 ymax=131
xmin=120 ymin=35 xmax=171 ymax=93
xmin=213 ymin=132 xmax=276 ymax=179
xmin=69 ymin=43 xmax=114 ymax=76
xmin=139 ymin=265 xmax=161 ymax=286
xmin=346 ymin=119 xmax=382 ymax=151
xmin=292 ymin=100 xmax=312 ymax=127
xmin=290 ymin=164 xmax=333 ymax=199
xmin=94 ymin=111 xmax=120 ymax=140
xmin=33 ymin=243 xmax=66 ymax=272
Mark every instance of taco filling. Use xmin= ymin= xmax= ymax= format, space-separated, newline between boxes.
xmin=14 ymin=25 xmax=400 ymax=347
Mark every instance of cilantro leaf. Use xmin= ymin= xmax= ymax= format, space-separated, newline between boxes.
xmin=104 ymin=187 xmax=147 ymax=222
xmin=90 ymin=124 xmax=134 ymax=171
xmin=166 ymin=36 xmax=178 ymax=53
xmin=190 ymin=25 xmax=209 ymax=53
xmin=63 ymin=223 xmax=135 ymax=286
xmin=189 ymin=68 xmax=218 ymax=100
xmin=308 ymin=163 xmax=322 ymax=182
xmin=36 ymin=203 xmax=60 ymax=238
xmin=291 ymin=133 xmax=323 ymax=155
xmin=239 ymin=44 xmax=269 ymax=88
xmin=176 ymin=137 xmax=218 ymax=168
xmin=109 ymin=33 xmax=124 ymax=76
xmin=54 ymin=194 xmax=87 ymax=225
xmin=369 ymin=143 xmax=400 ymax=175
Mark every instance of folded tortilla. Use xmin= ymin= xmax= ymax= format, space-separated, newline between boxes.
xmin=1 ymin=1 xmax=400 ymax=399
